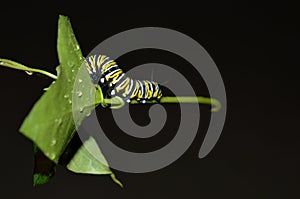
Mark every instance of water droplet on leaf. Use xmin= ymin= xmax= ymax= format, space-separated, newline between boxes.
xmin=77 ymin=91 xmax=83 ymax=97
xmin=25 ymin=71 xmax=33 ymax=75
xmin=50 ymin=139 xmax=57 ymax=146
xmin=54 ymin=118 xmax=62 ymax=124
xmin=46 ymin=152 xmax=56 ymax=160
xmin=68 ymin=61 xmax=75 ymax=67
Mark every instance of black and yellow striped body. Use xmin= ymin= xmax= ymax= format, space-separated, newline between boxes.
xmin=84 ymin=55 xmax=162 ymax=103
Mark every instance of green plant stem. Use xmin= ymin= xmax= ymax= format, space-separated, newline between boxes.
xmin=163 ymin=96 xmax=221 ymax=112
xmin=0 ymin=58 xmax=57 ymax=79
xmin=97 ymin=96 xmax=221 ymax=112
xmin=0 ymin=58 xmax=221 ymax=111
xmin=130 ymin=96 xmax=221 ymax=112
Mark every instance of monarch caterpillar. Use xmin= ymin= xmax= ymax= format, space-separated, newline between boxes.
xmin=84 ymin=55 xmax=163 ymax=104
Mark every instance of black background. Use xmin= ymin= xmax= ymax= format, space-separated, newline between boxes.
xmin=0 ymin=2 xmax=299 ymax=198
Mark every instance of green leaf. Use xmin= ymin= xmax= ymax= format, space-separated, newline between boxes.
xmin=67 ymin=137 xmax=123 ymax=187
xmin=33 ymin=173 xmax=52 ymax=186
xmin=67 ymin=136 xmax=111 ymax=174
xmin=19 ymin=15 xmax=87 ymax=163
xmin=33 ymin=144 xmax=56 ymax=186
xmin=18 ymin=15 xmax=119 ymax=186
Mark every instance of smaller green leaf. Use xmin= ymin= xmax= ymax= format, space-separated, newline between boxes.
xmin=67 ymin=136 xmax=111 ymax=174
xmin=33 ymin=144 xmax=56 ymax=186
xmin=67 ymin=136 xmax=123 ymax=187
xmin=33 ymin=144 xmax=52 ymax=186
xmin=33 ymin=173 xmax=52 ymax=186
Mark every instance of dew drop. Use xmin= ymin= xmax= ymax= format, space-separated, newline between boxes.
xmin=50 ymin=139 xmax=57 ymax=146
xmin=68 ymin=61 xmax=75 ymax=67
xmin=75 ymin=45 xmax=80 ymax=50
xmin=71 ymin=69 xmax=75 ymax=73
xmin=111 ymin=90 xmax=115 ymax=95
xmin=25 ymin=71 xmax=33 ymax=75
xmin=79 ymin=107 xmax=84 ymax=112
xmin=100 ymin=78 xmax=105 ymax=83
xmin=52 ymin=81 xmax=56 ymax=84
xmin=54 ymin=118 xmax=62 ymax=124
xmin=46 ymin=152 xmax=56 ymax=160
xmin=64 ymin=94 xmax=69 ymax=99
xmin=78 ymin=79 xmax=83 ymax=83
xmin=126 ymin=99 xmax=131 ymax=103
xmin=68 ymin=99 xmax=72 ymax=104
xmin=86 ymin=112 xmax=91 ymax=117
xmin=77 ymin=91 xmax=83 ymax=97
